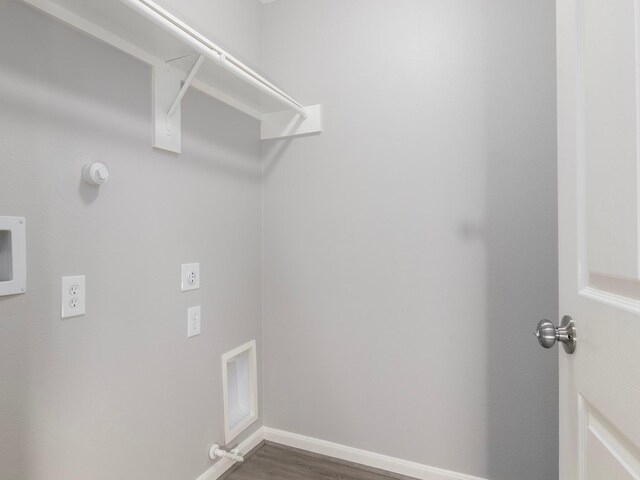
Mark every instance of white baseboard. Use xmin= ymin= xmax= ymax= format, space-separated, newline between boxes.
xmin=194 ymin=426 xmax=488 ymax=480
xmin=195 ymin=427 xmax=265 ymax=480
xmin=263 ymin=427 xmax=488 ymax=480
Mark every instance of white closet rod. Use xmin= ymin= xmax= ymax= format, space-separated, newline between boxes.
xmin=120 ymin=0 xmax=309 ymax=118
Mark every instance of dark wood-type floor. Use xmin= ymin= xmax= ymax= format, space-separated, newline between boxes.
xmin=220 ymin=442 xmax=416 ymax=480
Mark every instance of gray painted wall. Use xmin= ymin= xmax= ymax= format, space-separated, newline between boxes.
xmin=0 ymin=2 xmax=262 ymax=479
xmin=261 ymin=1 xmax=558 ymax=480
xmin=1 ymin=1 xmax=558 ymax=479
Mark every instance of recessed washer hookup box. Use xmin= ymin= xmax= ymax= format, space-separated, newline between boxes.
xmin=0 ymin=216 xmax=26 ymax=297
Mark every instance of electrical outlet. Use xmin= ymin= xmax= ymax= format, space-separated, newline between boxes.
xmin=187 ymin=306 xmax=201 ymax=338
xmin=62 ymin=275 xmax=85 ymax=319
xmin=181 ymin=263 xmax=200 ymax=292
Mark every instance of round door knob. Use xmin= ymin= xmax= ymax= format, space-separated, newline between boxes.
xmin=535 ymin=315 xmax=576 ymax=354
xmin=535 ymin=319 xmax=557 ymax=348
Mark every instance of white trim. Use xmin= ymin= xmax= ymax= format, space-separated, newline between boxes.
xmin=222 ymin=340 xmax=259 ymax=444
xmin=194 ymin=426 xmax=490 ymax=480
xmin=577 ymin=394 xmax=587 ymax=480
xmin=263 ymin=428 xmax=489 ymax=480
xmin=194 ymin=427 xmax=264 ymax=480
xmin=588 ymin=412 xmax=640 ymax=478
xmin=580 ymin=286 xmax=640 ymax=315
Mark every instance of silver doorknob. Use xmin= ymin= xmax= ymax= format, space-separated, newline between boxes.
xmin=535 ymin=315 xmax=576 ymax=354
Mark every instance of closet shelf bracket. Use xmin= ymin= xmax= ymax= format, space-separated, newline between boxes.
xmin=153 ymin=54 xmax=204 ymax=153
xmin=167 ymin=54 xmax=204 ymax=118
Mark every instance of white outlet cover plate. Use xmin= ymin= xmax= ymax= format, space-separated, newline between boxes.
xmin=181 ymin=263 xmax=200 ymax=292
xmin=61 ymin=275 xmax=85 ymax=319
xmin=187 ymin=306 xmax=201 ymax=338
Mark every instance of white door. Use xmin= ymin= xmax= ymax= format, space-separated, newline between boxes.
xmin=556 ymin=0 xmax=640 ymax=478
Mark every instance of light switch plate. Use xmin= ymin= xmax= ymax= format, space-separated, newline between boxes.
xmin=181 ymin=263 xmax=200 ymax=292
xmin=187 ymin=306 xmax=201 ymax=338
xmin=61 ymin=275 xmax=85 ymax=319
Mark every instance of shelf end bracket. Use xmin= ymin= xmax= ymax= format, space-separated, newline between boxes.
xmin=167 ymin=54 xmax=204 ymax=118
xmin=152 ymin=55 xmax=204 ymax=154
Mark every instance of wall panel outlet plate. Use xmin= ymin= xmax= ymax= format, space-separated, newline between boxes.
xmin=187 ymin=306 xmax=201 ymax=337
xmin=0 ymin=216 xmax=26 ymax=297
xmin=181 ymin=263 xmax=200 ymax=291
xmin=222 ymin=340 xmax=258 ymax=443
xmin=61 ymin=275 xmax=85 ymax=319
